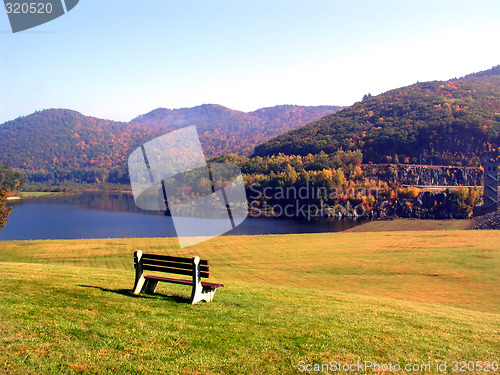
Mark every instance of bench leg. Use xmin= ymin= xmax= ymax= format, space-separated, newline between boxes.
xmin=143 ymin=279 xmax=159 ymax=294
xmin=133 ymin=275 xmax=146 ymax=295
xmin=190 ymin=286 xmax=218 ymax=305
xmin=133 ymin=250 xmax=145 ymax=295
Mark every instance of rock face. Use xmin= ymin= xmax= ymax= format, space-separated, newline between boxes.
xmin=368 ymin=191 xmax=474 ymax=220
xmin=313 ymin=191 xmax=477 ymax=220
xmin=362 ymin=164 xmax=483 ymax=186
xmin=470 ymin=210 xmax=500 ymax=230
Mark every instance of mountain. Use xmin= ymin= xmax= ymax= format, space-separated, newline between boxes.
xmin=131 ymin=104 xmax=341 ymax=156
xmin=0 ymin=105 xmax=341 ymax=184
xmin=253 ymin=66 xmax=500 ymax=166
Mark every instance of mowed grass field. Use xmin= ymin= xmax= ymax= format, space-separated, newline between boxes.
xmin=0 ymin=231 xmax=499 ymax=374
xmin=344 ymin=218 xmax=472 ymax=232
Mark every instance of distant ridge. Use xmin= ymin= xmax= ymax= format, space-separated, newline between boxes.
xmin=0 ymin=104 xmax=341 ymax=184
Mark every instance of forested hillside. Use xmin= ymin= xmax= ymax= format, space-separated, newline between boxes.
xmin=0 ymin=105 xmax=340 ymax=184
xmin=254 ymin=66 xmax=500 ymax=166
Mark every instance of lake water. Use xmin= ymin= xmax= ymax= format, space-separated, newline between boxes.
xmin=0 ymin=192 xmax=363 ymax=240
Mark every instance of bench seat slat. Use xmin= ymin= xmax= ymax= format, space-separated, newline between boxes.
xmin=142 ymin=259 xmax=209 ymax=272
xmin=145 ymin=275 xmax=193 ymax=286
xmin=143 ymin=264 xmax=209 ymax=278
xmin=145 ymin=275 xmax=223 ymax=289
xmin=142 ymin=254 xmax=209 ymax=265
xmin=200 ymin=281 xmax=224 ymax=289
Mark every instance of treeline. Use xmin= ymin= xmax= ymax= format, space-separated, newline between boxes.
xmin=24 ymin=165 xmax=129 ymax=185
xmin=212 ymin=152 xmax=483 ymax=219
xmin=0 ymin=162 xmax=24 ymax=192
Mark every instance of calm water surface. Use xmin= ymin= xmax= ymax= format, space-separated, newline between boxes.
xmin=0 ymin=192 xmax=364 ymax=240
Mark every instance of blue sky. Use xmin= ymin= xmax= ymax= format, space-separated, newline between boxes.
xmin=0 ymin=0 xmax=499 ymax=124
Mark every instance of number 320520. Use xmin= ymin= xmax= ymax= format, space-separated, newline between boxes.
xmin=5 ymin=2 xmax=53 ymax=14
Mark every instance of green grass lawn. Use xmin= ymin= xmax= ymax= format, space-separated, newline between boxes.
xmin=0 ymin=231 xmax=499 ymax=374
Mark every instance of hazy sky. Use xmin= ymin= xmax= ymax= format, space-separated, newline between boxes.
xmin=0 ymin=0 xmax=499 ymax=124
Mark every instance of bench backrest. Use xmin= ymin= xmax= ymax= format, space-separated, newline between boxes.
xmin=135 ymin=252 xmax=210 ymax=279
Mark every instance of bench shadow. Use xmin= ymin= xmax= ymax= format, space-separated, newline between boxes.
xmin=78 ymin=285 xmax=191 ymax=304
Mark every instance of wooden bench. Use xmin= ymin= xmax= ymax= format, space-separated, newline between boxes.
xmin=133 ymin=250 xmax=223 ymax=304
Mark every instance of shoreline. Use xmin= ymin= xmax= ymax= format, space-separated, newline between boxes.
xmin=0 ymin=226 xmax=498 ymax=244
xmin=7 ymin=191 xmax=77 ymax=200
